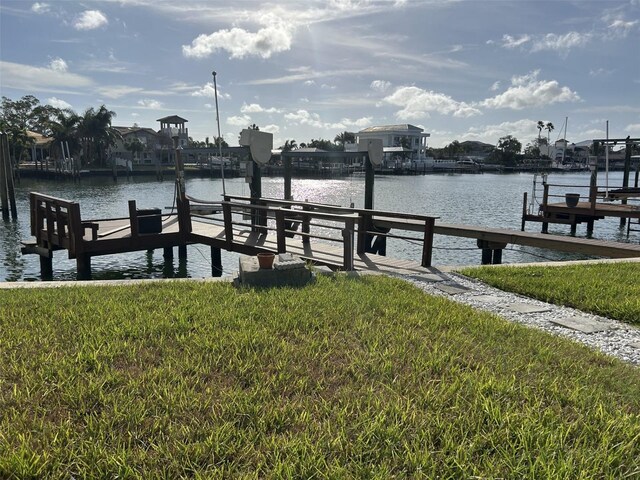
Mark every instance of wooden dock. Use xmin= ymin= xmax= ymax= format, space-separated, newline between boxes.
xmin=21 ymin=192 xmax=640 ymax=280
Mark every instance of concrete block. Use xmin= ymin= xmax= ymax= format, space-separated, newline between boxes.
xmin=550 ymin=316 xmax=615 ymax=333
xmin=238 ymin=255 xmax=312 ymax=288
xmin=506 ymin=303 xmax=553 ymax=314
xmin=471 ymin=295 xmax=503 ymax=303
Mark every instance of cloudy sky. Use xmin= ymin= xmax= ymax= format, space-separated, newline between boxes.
xmin=1 ymin=0 xmax=639 ymax=149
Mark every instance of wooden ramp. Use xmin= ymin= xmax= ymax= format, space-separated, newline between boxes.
xmin=189 ymin=219 xmax=433 ymax=275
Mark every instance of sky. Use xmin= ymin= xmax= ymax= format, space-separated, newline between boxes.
xmin=1 ymin=0 xmax=639 ymax=149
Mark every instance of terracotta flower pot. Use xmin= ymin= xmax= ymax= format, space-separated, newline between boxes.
xmin=257 ymin=252 xmax=275 ymax=269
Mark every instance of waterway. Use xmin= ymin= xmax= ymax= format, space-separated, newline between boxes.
xmin=1 ymin=171 xmax=637 ymax=282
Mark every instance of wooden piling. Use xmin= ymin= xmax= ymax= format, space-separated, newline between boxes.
xmin=211 ymin=246 xmax=222 ymax=277
xmin=0 ymin=134 xmax=9 ymax=220
xmin=521 ymin=192 xmax=528 ymax=231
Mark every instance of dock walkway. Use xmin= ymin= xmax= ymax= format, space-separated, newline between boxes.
xmin=21 ymin=193 xmax=640 ymax=280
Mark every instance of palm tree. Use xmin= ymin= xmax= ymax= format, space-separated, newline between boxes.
xmin=545 ymin=122 xmax=554 ymax=144
xmin=281 ymin=139 xmax=297 ymax=152
xmin=77 ymin=105 xmax=120 ymax=166
xmin=50 ymin=109 xmax=80 ymax=162
xmin=334 ymin=131 xmax=355 ymax=150
xmin=536 ymin=121 xmax=544 ymax=142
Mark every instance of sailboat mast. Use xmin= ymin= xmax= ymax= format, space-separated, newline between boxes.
xmin=605 ymin=120 xmax=609 ymax=197
xmin=212 ymin=70 xmax=226 ymax=196
xmin=561 ymin=116 xmax=567 ymax=165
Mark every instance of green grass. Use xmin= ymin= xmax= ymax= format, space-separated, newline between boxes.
xmin=461 ymin=262 xmax=640 ymax=324
xmin=1 ymin=275 xmax=640 ymax=478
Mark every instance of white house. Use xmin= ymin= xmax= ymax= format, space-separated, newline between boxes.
xmin=356 ymin=124 xmax=431 ymax=165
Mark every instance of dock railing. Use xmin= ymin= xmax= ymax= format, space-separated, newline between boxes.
xmin=221 ymin=195 xmax=438 ymax=268
xmin=29 ymin=192 xmax=98 ymax=258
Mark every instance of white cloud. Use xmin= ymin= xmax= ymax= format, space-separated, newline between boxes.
xmin=461 ymin=119 xmax=540 ymax=145
xmin=49 ymin=57 xmax=68 ymax=72
xmin=227 ymin=115 xmax=251 ymax=127
xmin=370 ymin=80 xmax=391 ymax=93
xmin=481 ymin=70 xmax=580 ymax=110
xmin=339 ymin=117 xmax=373 ymax=128
xmin=261 ymin=124 xmax=280 ymax=135
xmin=0 ymin=60 xmax=92 ymax=91
xmin=490 ymin=81 xmax=501 ymax=91
xmin=46 ymin=97 xmax=72 ymax=110
xmin=97 ymin=85 xmax=144 ymax=99
xmin=531 ymin=32 xmax=591 ymax=53
xmin=240 ymin=103 xmax=281 ymax=114
xmin=31 ymin=3 xmax=50 ymax=14
xmin=501 ymin=34 xmax=531 ymax=48
xmin=137 ymin=99 xmax=163 ymax=109
xmin=383 ymin=86 xmax=481 ymax=120
xmin=73 ymin=10 xmax=108 ymax=31
xmin=624 ymin=124 xmax=640 ymax=135
xmin=182 ymin=25 xmax=293 ymax=59
xmin=304 ymin=80 xmax=316 ymax=86
xmin=191 ymin=82 xmax=231 ymax=99
xmin=284 ymin=109 xmax=345 ymax=130
xmin=607 ymin=18 xmax=639 ymax=37
xmin=589 ymin=68 xmax=613 ymax=77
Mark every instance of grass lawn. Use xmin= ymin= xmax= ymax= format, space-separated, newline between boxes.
xmin=460 ymin=262 xmax=640 ymax=324
xmin=1 ymin=275 xmax=640 ymax=478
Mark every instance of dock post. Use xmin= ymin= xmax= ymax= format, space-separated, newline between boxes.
xmin=586 ymin=220 xmax=595 ymax=236
xmin=0 ymin=134 xmax=10 ymax=220
xmin=521 ymin=192 xmax=527 ymax=231
xmin=541 ymin=182 xmax=549 ymax=233
xmin=481 ymin=247 xmax=492 ymax=265
xmin=478 ymin=240 xmax=507 ymax=265
xmin=211 ymin=246 xmax=222 ymax=277
xmin=40 ymin=255 xmax=53 ymax=280
xmin=620 ymin=139 xmax=632 ymax=228
xmin=421 ymin=217 xmax=435 ymax=268
xmin=163 ymin=247 xmax=174 ymax=259
xmin=178 ymin=245 xmax=187 ymax=259
xmin=283 ymin=154 xmax=292 ymax=200
xmin=492 ymin=249 xmax=503 ymax=265
xmin=76 ymin=254 xmax=91 ymax=280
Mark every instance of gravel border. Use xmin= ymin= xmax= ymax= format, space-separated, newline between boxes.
xmin=398 ymin=270 xmax=640 ymax=366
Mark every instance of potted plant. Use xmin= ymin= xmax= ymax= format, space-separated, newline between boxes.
xmin=565 ymin=193 xmax=580 ymax=207
xmin=257 ymin=252 xmax=275 ymax=269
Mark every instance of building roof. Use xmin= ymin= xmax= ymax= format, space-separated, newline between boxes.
xmin=358 ymin=124 xmax=424 ymax=134
xmin=27 ymin=130 xmax=52 ymax=146
xmin=114 ymin=126 xmax=158 ymax=137
xmin=156 ymin=115 xmax=188 ymax=124
xmin=294 ymin=147 xmax=326 ymax=153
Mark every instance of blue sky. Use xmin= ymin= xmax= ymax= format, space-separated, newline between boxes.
xmin=1 ymin=0 xmax=639 ymax=149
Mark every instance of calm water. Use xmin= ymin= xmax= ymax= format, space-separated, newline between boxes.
xmin=1 ymin=171 xmax=637 ymax=282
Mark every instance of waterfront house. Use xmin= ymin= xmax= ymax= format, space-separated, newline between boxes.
xmin=356 ymin=124 xmax=431 ymax=167
xmin=110 ymin=126 xmax=158 ymax=165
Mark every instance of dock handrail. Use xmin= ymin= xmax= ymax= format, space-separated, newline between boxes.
xmin=221 ymin=199 xmax=358 ymax=269
xmin=29 ymin=192 xmax=97 ymax=258
xmin=223 ymin=195 xmax=438 ymax=267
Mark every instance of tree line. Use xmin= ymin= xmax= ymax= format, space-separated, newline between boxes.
xmin=0 ymin=95 xmax=122 ymax=168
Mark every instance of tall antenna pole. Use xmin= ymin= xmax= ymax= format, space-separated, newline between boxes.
xmin=605 ymin=120 xmax=609 ymax=198
xmin=212 ymin=70 xmax=226 ymax=196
